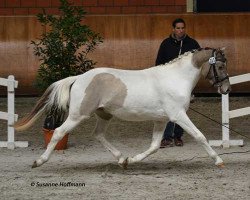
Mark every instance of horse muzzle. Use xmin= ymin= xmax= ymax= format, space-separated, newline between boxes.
xmin=218 ymin=82 xmax=231 ymax=95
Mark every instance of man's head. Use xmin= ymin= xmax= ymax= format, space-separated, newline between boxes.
xmin=172 ymin=18 xmax=186 ymax=40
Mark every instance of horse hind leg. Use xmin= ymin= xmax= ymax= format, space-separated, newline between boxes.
xmin=123 ymin=121 xmax=166 ymax=168
xmin=32 ymin=115 xmax=86 ymax=168
xmin=93 ymin=112 xmax=126 ymax=166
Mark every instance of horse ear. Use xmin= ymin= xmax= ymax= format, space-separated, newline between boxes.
xmin=220 ymin=47 xmax=226 ymax=51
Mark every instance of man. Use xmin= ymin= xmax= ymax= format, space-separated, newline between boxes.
xmin=155 ymin=18 xmax=200 ymax=148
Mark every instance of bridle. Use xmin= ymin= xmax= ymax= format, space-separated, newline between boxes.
xmin=206 ymin=49 xmax=229 ymax=87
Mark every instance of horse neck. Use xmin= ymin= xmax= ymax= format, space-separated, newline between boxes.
xmin=192 ymin=49 xmax=213 ymax=69
xmin=182 ymin=54 xmax=204 ymax=91
xmin=158 ymin=54 xmax=203 ymax=92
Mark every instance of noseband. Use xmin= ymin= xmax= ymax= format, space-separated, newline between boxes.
xmin=206 ymin=49 xmax=229 ymax=87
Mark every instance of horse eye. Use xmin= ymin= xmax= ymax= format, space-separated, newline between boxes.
xmin=218 ymin=66 xmax=224 ymax=70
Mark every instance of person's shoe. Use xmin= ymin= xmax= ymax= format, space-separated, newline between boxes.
xmin=160 ymin=139 xmax=174 ymax=148
xmin=174 ymin=137 xmax=183 ymax=146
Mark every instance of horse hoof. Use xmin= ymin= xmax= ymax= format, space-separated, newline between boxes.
xmin=32 ymin=161 xmax=38 ymax=168
xmin=122 ymin=157 xmax=129 ymax=170
xmin=216 ymin=163 xmax=225 ymax=168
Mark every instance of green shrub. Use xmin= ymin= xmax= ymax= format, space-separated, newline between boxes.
xmin=31 ymin=0 xmax=103 ymax=129
xmin=32 ymin=0 xmax=103 ymax=92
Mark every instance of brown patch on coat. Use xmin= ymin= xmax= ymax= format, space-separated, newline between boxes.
xmin=81 ymin=73 xmax=127 ymax=120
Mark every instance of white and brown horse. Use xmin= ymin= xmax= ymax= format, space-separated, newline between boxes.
xmin=15 ymin=48 xmax=231 ymax=169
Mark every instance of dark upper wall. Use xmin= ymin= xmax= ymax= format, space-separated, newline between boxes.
xmin=0 ymin=0 xmax=186 ymax=15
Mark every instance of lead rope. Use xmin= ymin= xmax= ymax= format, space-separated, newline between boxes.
xmin=178 ymin=40 xmax=183 ymax=56
xmin=189 ymin=106 xmax=250 ymax=140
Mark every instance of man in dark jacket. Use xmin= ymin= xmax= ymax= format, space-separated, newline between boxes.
xmin=155 ymin=18 xmax=200 ymax=147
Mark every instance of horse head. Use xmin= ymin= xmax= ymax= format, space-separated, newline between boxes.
xmin=199 ymin=48 xmax=231 ymax=94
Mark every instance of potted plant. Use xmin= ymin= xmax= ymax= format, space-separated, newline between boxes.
xmin=31 ymin=0 xmax=103 ymax=150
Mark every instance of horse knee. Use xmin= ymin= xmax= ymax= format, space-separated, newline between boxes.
xmin=51 ymin=135 xmax=63 ymax=142
xmin=195 ymin=134 xmax=207 ymax=143
xmin=50 ymin=130 xmax=65 ymax=142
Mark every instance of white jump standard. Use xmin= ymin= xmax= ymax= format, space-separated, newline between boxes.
xmin=0 ymin=75 xmax=28 ymax=149
xmin=209 ymin=73 xmax=250 ymax=148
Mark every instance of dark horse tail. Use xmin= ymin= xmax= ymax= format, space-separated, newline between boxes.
xmin=14 ymin=76 xmax=78 ymax=131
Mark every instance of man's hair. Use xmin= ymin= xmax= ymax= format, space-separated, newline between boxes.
xmin=172 ymin=18 xmax=185 ymax=28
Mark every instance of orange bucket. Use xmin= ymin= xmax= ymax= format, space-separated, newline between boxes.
xmin=43 ymin=128 xmax=69 ymax=150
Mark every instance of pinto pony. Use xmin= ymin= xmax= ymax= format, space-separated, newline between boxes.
xmin=15 ymin=48 xmax=231 ymax=169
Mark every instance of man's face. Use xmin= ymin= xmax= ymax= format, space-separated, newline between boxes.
xmin=173 ymin=22 xmax=186 ymax=40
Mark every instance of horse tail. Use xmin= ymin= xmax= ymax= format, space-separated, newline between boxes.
xmin=14 ymin=76 xmax=78 ymax=131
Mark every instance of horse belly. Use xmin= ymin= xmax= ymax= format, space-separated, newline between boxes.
xmin=107 ymin=97 xmax=167 ymax=121
xmin=112 ymin=108 xmax=167 ymax=121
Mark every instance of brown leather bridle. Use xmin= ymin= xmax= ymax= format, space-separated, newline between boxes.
xmin=206 ymin=49 xmax=229 ymax=87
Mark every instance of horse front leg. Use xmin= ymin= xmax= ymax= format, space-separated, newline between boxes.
xmin=176 ymin=111 xmax=224 ymax=167
xmin=122 ymin=121 xmax=166 ymax=168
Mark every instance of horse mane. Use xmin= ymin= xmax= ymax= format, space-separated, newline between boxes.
xmin=157 ymin=51 xmax=193 ymax=68
xmin=167 ymin=51 xmax=193 ymax=64
xmin=158 ymin=47 xmax=214 ymax=68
